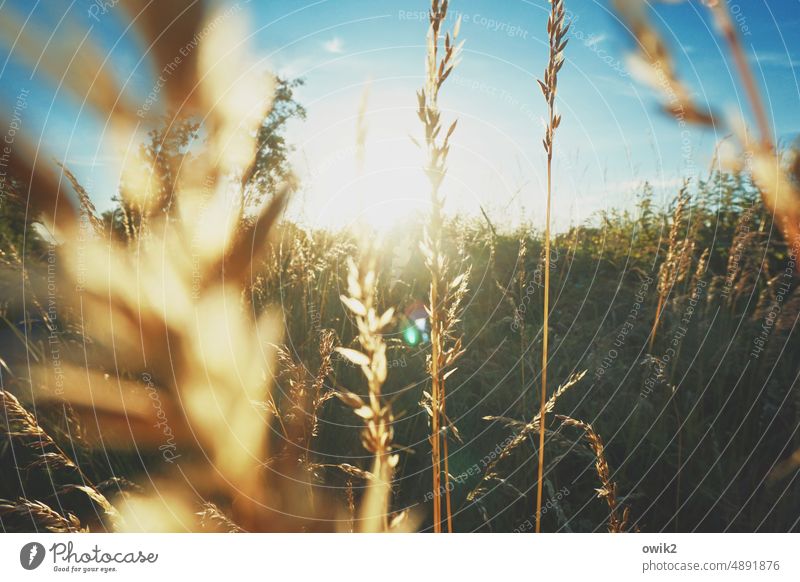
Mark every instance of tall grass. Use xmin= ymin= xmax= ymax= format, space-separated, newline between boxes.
xmin=535 ymin=0 xmax=569 ymax=534
xmin=335 ymin=247 xmax=398 ymax=532
xmin=649 ymin=185 xmax=692 ymax=351
xmin=417 ymin=0 xmax=468 ymax=533
xmin=0 ymin=0 xmax=798 ymax=534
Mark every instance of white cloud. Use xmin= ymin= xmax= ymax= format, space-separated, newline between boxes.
xmin=323 ymin=37 xmax=344 ymax=54
xmin=584 ymin=33 xmax=606 ymax=48
xmin=751 ymin=51 xmax=800 ymax=69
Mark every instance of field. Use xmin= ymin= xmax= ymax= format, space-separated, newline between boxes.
xmin=0 ymin=0 xmax=799 ymax=533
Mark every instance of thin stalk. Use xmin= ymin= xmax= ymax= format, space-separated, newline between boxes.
xmin=430 ymin=283 xmax=442 ymax=531
xmin=649 ymin=294 xmax=664 ymax=352
xmin=535 ymin=0 xmax=569 ymax=534
xmin=672 ymin=394 xmax=682 ymax=532
xmin=418 ymin=0 xmax=465 ymax=533
xmin=442 ymin=396 xmax=453 ymax=533
xmin=537 ymin=157 xmax=552 ymax=533
xmin=519 ymin=238 xmax=527 ymax=413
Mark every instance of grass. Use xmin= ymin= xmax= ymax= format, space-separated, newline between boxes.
xmin=335 ymin=246 xmax=399 ymax=532
xmin=417 ymin=0 xmax=468 ymax=533
xmin=0 ymin=0 xmax=799 ymax=534
xmin=556 ymin=415 xmax=631 ymax=533
xmin=2 ymin=175 xmax=799 ymax=531
xmin=536 ymin=0 xmax=569 ymax=534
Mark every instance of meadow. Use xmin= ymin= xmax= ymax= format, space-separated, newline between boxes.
xmin=0 ymin=0 xmax=798 ymax=533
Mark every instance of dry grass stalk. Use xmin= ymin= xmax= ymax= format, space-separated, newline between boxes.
xmin=0 ymin=499 xmax=84 ymax=533
xmin=650 ymin=185 xmax=694 ymax=349
xmin=275 ymin=329 xmax=336 ymax=468
xmin=612 ymin=0 xmax=714 ymax=125
xmin=417 ymin=0 xmax=467 ymax=533
xmin=4 ymin=7 xmax=303 ymax=531
xmin=535 ymin=0 xmax=570 ymax=534
xmin=197 ymin=502 xmax=245 ymax=533
xmin=469 ymin=371 xmax=586 ymax=502
xmin=691 ymin=247 xmax=711 ymax=305
xmin=310 ymin=330 xmax=337 ymax=434
xmin=704 ymin=1 xmax=800 ymax=259
xmin=704 ymin=0 xmax=771 ymax=149
xmin=335 ymin=247 xmax=398 ymax=532
xmin=723 ymin=215 xmax=759 ymax=306
xmin=557 ymin=415 xmax=631 ymax=533
xmin=0 ymin=390 xmax=117 ymax=531
xmin=345 ymin=480 xmax=356 ymax=533
xmin=271 ymin=330 xmax=336 ymax=512
xmin=58 ymin=163 xmax=105 ymax=237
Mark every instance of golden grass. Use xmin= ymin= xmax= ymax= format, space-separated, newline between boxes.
xmin=535 ymin=0 xmax=570 ymax=534
xmin=0 ymin=390 xmax=117 ymax=531
xmin=0 ymin=0 xmax=798 ymax=535
xmin=1 ymin=6 xmax=302 ymax=532
xmin=0 ymin=499 xmax=84 ymax=533
xmin=417 ymin=0 xmax=468 ymax=533
xmin=335 ymin=247 xmax=399 ymax=532
xmin=650 ymin=185 xmax=693 ymax=350
xmin=557 ymin=415 xmax=631 ymax=533
xmin=273 ymin=328 xmax=336 ymax=499
xmin=469 ymin=371 xmax=586 ymax=502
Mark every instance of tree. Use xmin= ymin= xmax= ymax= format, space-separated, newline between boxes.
xmin=242 ymin=77 xmax=306 ymax=211
xmin=107 ymin=76 xmax=305 ymax=241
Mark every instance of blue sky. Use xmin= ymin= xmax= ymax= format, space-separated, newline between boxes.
xmin=1 ymin=0 xmax=799 ymax=230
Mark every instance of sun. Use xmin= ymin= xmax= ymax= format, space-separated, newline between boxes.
xmin=296 ymin=133 xmax=431 ymax=232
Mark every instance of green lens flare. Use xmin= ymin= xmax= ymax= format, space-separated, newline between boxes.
xmin=403 ymin=325 xmax=421 ymax=346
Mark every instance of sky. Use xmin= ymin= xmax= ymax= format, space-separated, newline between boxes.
xmin=1 ymin=0 xmax=799 ymax=232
